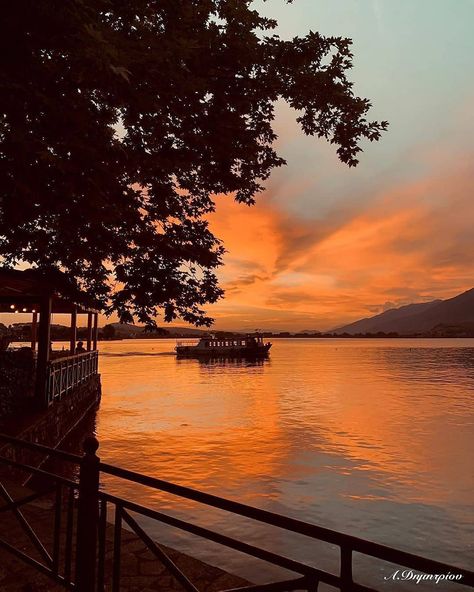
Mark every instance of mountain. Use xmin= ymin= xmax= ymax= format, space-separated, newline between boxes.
xmin=333 ymin=288 xmax=474 ymax=335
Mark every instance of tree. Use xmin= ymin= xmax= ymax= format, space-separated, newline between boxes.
xmin=143 ymin=325 xmax=169 ymax=336
xmin=0 ymin=1 xmax=387 ymax=325
xmin=102 ymin=324 xmax=116 ymax=341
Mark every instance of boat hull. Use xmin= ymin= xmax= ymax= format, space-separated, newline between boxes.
xmin=176 ymin=344 xmax=272 ymax=359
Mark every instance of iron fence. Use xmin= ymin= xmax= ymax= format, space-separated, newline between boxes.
xmin=0 ymin=433 xmax=472 ymax=592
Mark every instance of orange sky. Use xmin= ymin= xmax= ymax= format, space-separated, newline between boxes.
xmin=205 ymin=118 xmax=474 ymax=331
xmin=7 ymin=110 xmax=473 ymax=333
xmin=4 ymin=109 xmax=473 ymax=333
xmin=200 ymin=2 xmax=474 ymax=332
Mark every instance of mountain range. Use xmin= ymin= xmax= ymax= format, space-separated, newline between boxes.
xmin=333 ymin=288 xmax=474 ymax=335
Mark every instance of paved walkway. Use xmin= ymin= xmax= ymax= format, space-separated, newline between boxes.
xmin=0 ymin=481 xmax=250 ymax=592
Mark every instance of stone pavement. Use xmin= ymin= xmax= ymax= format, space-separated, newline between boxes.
xmin=0 ymin=481 xmax=250 ymax=592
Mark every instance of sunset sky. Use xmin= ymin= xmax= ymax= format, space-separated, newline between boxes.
xmin=4 ymin=1 xmax=474 ymax=332
xmin=205 ymin=0 xmax=474 ymax=331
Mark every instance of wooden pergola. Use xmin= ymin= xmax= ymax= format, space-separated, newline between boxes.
xmin=0 ymin=268 xmax=99 ymax=404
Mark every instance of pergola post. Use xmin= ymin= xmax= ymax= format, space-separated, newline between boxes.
xmin=70 ymin=308 xmax=77 ymax=354
xmin=31 ymin=311 xmax=38 ymax=351
xmin=93 ymin=313 xmax=98 ymax=350
xmin=86 ymin=312 xmax=93 ymax=351
xmin=35 ymin=295 xmax=52 ymax=406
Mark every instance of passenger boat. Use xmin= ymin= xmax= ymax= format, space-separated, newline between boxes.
xmin=175 ymin=333 xmax=272 ymax=358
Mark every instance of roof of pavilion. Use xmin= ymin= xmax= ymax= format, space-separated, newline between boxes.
xmin=0 ymin=268 xmax=100 ymax=314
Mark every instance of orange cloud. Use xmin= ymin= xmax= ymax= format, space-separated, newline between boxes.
xmin=206 ymin=152 xmax=474 ymax=331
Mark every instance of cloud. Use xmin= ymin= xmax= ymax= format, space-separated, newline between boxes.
xmin=205 ymin=119 xmax=474 ymax=331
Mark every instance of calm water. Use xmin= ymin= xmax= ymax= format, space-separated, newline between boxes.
xmin=89 ymin=338 xmax=473 ymax=589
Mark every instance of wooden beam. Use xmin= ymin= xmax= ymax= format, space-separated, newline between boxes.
xmin=70 ymin=308 xmax=77 ymax=354
xmin=86 ymin=312 xmax=93 ymax=351
xmin=31 ymin=311 xmax=38 ymax=351
xmin=35 ymin=296 xmax=52 ymax=406
xmin=93 ymin=313 xmax=98 ymax=350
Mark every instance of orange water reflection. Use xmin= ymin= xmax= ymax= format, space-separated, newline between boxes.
xmin=92 ymin=339 xmax=474 ymax=586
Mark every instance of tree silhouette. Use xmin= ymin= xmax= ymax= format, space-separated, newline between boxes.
xmin=0 ymin=1 xmax=387 ymax=325
xmin=102 ymin=324 xmax=116 ymax=341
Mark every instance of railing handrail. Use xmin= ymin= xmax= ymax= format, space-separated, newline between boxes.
xmin=46 ymin=349 xmax=98 ymax=404
xmin=49 ymin=350 xmax=98 ymax=365
xmin=176 ymin=339 xmax=200 ymax=346
xmin=0 ymin=432 xmax=473 ymax=588
xmin=0 ymin=433 xmax=82 ymax=463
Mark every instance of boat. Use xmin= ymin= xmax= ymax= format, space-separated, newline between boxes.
xmin=175 ymin=333 xmax=272 ymax=359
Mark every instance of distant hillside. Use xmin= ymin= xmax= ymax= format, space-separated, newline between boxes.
xmin=165 ymin=326 xmax=208 ymax=336
xmin=107 ymin=322 xmax=144 ymax=336
xmin=334 ymin=288 xmax=474 ymax=335
xmin=428 ymin=323 xmax=474 ymax=337
xmin=106 ymin=323 xmax=207 ymax=338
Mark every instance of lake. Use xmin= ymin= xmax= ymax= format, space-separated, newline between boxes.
xmin=83 ymin=338 xmax=474 ymax=590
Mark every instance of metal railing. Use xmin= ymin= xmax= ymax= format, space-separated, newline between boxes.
xmin=46 ymin=351 xmax=99 ymax=404
xmin=0 ymin=433 xmax=472 ymax=592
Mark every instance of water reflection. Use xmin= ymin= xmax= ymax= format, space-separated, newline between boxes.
xmin=66 ymin=338 xmax=474 ymax=590
xmin=179 ymin=357 xmax=269 ymax=368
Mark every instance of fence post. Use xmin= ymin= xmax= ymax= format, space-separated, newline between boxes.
xmin=75 ymin=435 xmax=100 ymax=592
xmin=340 ymin=547 xmax=353 ymax=592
